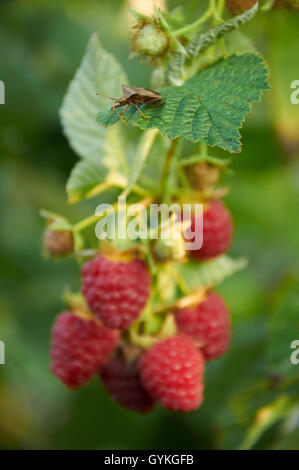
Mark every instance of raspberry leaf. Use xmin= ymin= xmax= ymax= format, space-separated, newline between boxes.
xmin=169 ymin=1 xmax=259 ymax=87
xmin=177 ymin=255 xmax=248 ymax=291
xmin=136 ymin=133 xmax=170 ymax=195
xmin=97 ymin=53 xmax=269 ymax=153
xmin=186 ymin=3 xmax=259 ymax=59
xmin=60 ymin=34 xmax=131 ymax=203
xmin=60 ymin=33 xmax=127 ymax=162
xmin=122 ymin=129 xmax=159 ymax=197
xmin=60 ymin=34 xmax=167 ymax=203
xmin=66 ymin=159 xmax=109 ymax=203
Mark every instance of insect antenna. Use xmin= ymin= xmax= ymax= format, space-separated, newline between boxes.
xmin=96 ymin=92 xmax=117 ymax=101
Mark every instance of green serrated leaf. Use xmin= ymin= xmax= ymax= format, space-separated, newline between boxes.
xmin=122 ymin=129 xmax=159 ymax=197
xmin=136 ymin=133 xmax=170 ymax=194
xmin=168 ymin=3 xmax=258 ymax=85
xmin=66 ymin=159 xmax=109 ymax=203
xmin=177 ymin=255 xmax=248 ymax=291
xmin=60 ymin=34 xmax=132 ymax=203
xmin=186 ymin=2 xmax=259 ymax=59
xmin=60 ymin=33 xmax=127 ymax=163
xmin=168 ymin=51 xmax=187 ymax=86
xmin=97 ymin=54 xmax=269 ymax=153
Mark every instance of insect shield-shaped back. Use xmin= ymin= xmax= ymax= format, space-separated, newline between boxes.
xmin=112 ymin=85 xmax=162 ymax=121
xmin=121 ymin=85 xmax=162 ymax=102
xmin=121 ymin=84 xmax=137 ymax=100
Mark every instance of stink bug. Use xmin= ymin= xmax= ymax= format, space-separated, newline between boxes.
xmin=98 ymin=84 xmax=162 ymax=122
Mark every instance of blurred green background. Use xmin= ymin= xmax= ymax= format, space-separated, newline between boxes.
xmin=0 ymin=0 xmax=299 ymax=450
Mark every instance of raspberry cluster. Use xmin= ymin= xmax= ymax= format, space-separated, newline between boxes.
xmin=50 ymin=199 xmax=233 ymax=413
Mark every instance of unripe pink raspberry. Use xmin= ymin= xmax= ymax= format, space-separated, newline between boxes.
xmin=186 ymin=199 xmax=233 ymax=260
xmin=176 ymin=291 xmax=231 ymax=360
xmin=51 ymin=312 xmax=119 ymax=388
xmin=100 ymin=355 xmax=155 ymax=414
xmin=139 ymin=334 xmax=205 ymax=412
xmin=81 ymin=255 xmax=151 ymax=330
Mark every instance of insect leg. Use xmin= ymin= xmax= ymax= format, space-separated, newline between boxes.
xmin=119 ymin=103 xmax=130 ymax=125
xmin=134 ymin=103 xmax=149 ymax=120
xmin=112 ymin=103 xmax=123 ymax=116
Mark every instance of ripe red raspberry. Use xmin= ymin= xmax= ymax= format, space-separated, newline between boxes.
xmin=176 ymin=292 xmax=231 ymax=360
xmin=186 ymin=199 xmax=233 ymax=260
xmin=139 ymin=334 xmax=205 ymax=412
xmin=51 ymin=312 xmax=119 ymax=388
xmin=81 ymin=255 xmax=151 ymax=330
xmin=100 ymin=355 xmax=155 ymax=414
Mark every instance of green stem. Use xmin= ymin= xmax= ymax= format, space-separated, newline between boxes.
xmin=156 ymin=9 xmax=187 ymax=55
xmin=179 ymin=154 xmax=230 ymax=167
xmin=73 ymin=196 xmax=154 ymax=233
xmin=130 ymin=184 xmax=151 ymax=198
xmin=172 ymin=5 xmax=213 ymax=37
xmin=261 ymin=0 xmax=276 ymax=11
xmin=211 ymin=0 xmax=224 ymax=24
xmin=178 ymin=165 xmax=193 ymax=194
xmin=217 ymin=0 xmax=225 ymax=16
xmin=73 ymin=214 xmax=102 ymax=232
xmin=173 ymin=0 xmax=224 ymax=37
xmin=160 ymin=138 xmax=180 ymax=199
xmin=219 ymin=37 xmax=228 ymax=57
xmin=200 ymin=142 xmax=208 ymax=158
xmin=145 ymin=239 xmax=157 ymax=276
xmin=73 ymin=201 xmax=124 ymax=232
xmin=174 ymin=268 xmax=191 ymax=296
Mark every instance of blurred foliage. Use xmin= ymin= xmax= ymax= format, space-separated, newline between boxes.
xmin=0 ymin=0 xmax=298 ymax=450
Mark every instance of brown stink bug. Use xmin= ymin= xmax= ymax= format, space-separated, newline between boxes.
xmin=98 ymin=84 xmax=162 ymax=122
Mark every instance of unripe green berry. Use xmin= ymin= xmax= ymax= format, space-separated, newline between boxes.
xmin=135 ymin=24 xmax=168 ymax=56
xmin=44 ymin=229 xmax=74 ymax=257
